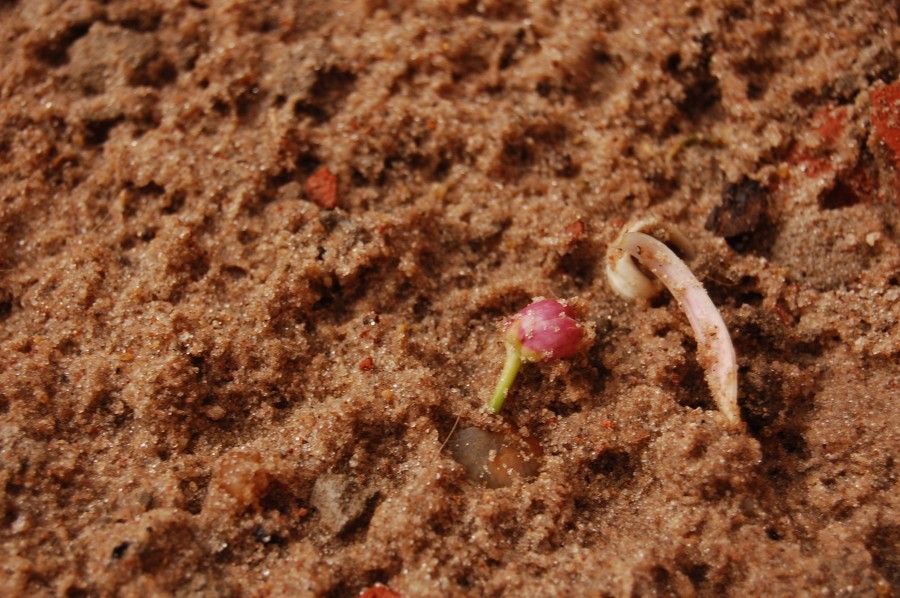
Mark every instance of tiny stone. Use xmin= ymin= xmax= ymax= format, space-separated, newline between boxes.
xmin=206 ymin=406 xmax=226 ymax=420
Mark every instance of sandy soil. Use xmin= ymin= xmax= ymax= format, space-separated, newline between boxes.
xmin=1 ymin=0 xmax=898 ymax=596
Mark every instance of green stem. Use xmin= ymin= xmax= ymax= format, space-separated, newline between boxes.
xmin=487 ymin=342 xmax=523 ymax=414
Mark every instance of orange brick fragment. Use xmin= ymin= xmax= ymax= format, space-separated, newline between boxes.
xmin=870 ymin=82 xmax=900 ymax=195
xmin=871 ymin=82 xmax=900 ymax=156
xmin=359 ymin=587 xmax=401 ymax=598
xmin=565 ymin=220 xmax=586 ymax=240
xmin=306 ymin=166 xmax=338 ymax=209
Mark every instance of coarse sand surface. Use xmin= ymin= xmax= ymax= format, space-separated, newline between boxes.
xmin=1 ymin=1 xmax=898 ymax=596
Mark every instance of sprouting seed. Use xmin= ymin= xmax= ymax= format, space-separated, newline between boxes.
xmin=487 ymin=298 xmax=583 ymax=414
xmin=606 ymin=217 xmax=741 ymax=428
xmin=448 ymin=426 xmax=542 ymax=488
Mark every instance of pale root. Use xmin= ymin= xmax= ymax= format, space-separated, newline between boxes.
xmin=606 ymin=219 xmax=741 ymax=428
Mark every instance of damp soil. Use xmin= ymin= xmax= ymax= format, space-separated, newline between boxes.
xmin=1 ymin=1 xmax=899 ymax=596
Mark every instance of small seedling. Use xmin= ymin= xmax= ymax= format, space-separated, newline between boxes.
xmin=606 ymin=217 xmax=741 ymax=428
xmin=487 ymin=298 xmax=583 ymax=414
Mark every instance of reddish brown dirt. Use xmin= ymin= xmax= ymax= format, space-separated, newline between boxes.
xmin=1 ymin=1 xmax=898 ymax=596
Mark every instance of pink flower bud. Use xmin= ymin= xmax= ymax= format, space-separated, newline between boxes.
xmin=487 ymin=298 xmax=584 ymax=414
xmin=505 ymin=299 xmax=583 ymax=362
